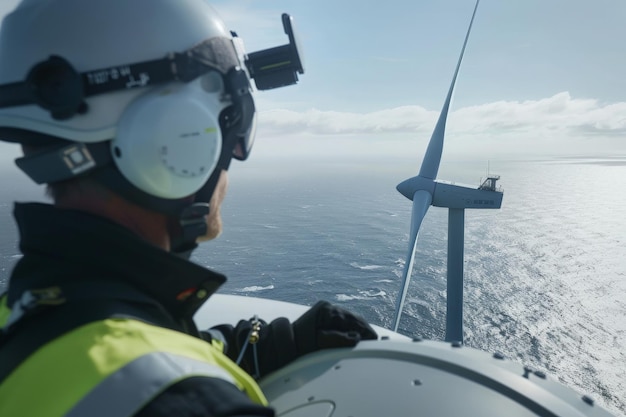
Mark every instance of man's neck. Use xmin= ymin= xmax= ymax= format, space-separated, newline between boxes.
xmin=55 ymin=192 xmax=170 ymax=251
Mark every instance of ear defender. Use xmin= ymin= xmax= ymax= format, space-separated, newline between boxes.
xmin=112 ymin=77 xmax=227 ymax=199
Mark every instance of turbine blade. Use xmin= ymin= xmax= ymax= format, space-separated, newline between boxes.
xmin=419 ymin=0 xmax=481 ymax=180
xmin=392 ymin=190 xmax=433 ymax=332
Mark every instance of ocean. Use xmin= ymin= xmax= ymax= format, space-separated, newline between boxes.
xmin=0 ymin=156 xmax=625 ymax=415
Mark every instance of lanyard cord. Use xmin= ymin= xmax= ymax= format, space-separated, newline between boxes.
xmin=235 ymin=315 xmax=262 ymax=379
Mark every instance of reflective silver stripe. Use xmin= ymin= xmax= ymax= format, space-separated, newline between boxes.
xmin=65 ymin=352 xmax=236 ymax=417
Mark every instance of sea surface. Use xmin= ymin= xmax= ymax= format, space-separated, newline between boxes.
xmin=0 ymin=157 xmax=625 ymax=415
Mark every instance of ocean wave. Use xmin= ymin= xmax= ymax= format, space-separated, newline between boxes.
xmin=236 ymin=285 xmax=275 ymax=292
xmin=335 ymin=290 xmax=387 ymax=302
xmin=349 ymin=262 xmax=384 ymax=271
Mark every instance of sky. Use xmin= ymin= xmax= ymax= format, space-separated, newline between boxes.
xmin=0 ymin=0 xmax=625 ymax=173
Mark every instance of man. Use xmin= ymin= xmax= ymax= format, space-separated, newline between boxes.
xmin=0 ymin=1 xmax=377 ymax=416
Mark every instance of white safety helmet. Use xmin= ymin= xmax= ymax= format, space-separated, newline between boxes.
xmin=0 ymin=0 xmax=303 ymax=204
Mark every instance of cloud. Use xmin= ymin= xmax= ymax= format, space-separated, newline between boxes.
xmin=258 ymin=92 xmax=626 ymax=140
xmin=452 ymin=93 xmax=626 ymax=137
xmin=258 ymin=106 xmax=437 ymax=136
xmin=252 ymin=92 xmax=626 ymax=160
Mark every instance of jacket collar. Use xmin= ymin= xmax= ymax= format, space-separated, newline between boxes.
xmin=7 ymin=203 xmax=226 ymax=322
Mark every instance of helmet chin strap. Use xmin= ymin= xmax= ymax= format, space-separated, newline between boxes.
xmin=167 ymin=176 xmax=218 ymax=259
xmin=167 ymin=203 xmax=209 ymax=259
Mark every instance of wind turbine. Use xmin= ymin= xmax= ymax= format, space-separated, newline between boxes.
xmin=392 ymin=0 xmax=503 ymax=342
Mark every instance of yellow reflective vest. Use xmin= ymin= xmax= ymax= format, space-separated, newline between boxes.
xmin=0 ymin=296 xmax=268 ymax=417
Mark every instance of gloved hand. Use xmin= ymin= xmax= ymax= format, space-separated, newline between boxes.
xmin=292 ymin=300 xmax=378 ymax=355
xmin=212 ymin=301 xmax=377 ymax=379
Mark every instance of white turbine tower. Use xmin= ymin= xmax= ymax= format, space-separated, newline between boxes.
xmin=392 ymin=0 xmax=503 ymax=342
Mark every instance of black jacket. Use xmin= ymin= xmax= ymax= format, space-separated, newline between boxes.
xmin=2 ymin=203 xmax=274 ymax=417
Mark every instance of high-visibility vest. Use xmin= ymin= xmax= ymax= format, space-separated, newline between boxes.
xmin=0 ymin=296 xmax=268 ymax=417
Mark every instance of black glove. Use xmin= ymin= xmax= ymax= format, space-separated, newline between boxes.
xmin=211 ymin=301 xmax=378 ymax=379
xmin=292 ymin=300 xmax=378 ymax=355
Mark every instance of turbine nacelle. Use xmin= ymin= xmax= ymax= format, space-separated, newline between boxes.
xmin=397 ymin=176 xmax=503 ymax=210
xmin=432 ymin=181 xmax=503 ymax=209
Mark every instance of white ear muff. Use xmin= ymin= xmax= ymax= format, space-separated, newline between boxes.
xmin=112 ymin=76 xmax=229 ymax=199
